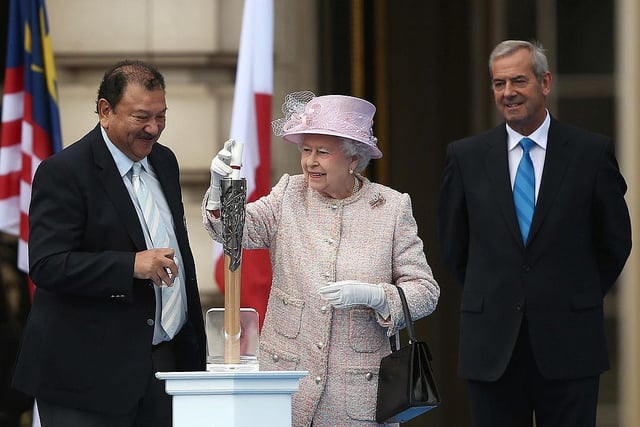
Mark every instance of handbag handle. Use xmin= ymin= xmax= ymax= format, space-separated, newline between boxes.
xmin=388 ymin=285 xmax=420 ymax=353
xmin=395 ymin=286 xmax=416 ymax=343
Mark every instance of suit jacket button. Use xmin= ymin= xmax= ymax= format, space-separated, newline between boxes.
xmin=522 ymin=264 xmax=531 ymax=272
xmin=147 ymin=319 xmax=155 ymax=326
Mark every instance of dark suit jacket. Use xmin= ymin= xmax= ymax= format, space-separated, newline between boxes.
xmin=12 ymin=124 xmax=206 ymax=414
xmin=438 ymin=118 xmax=631 ymax=382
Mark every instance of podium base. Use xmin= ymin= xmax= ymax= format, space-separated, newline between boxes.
xmin=156 ymin=370 xmax=308 ymax=427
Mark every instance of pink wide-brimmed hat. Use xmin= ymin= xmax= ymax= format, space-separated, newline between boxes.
xmin=271 ymin=91 xmax=382 ymax=159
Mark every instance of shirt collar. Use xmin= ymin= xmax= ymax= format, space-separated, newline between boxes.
xmin=506 ymin=110 xmax=550 ymax=151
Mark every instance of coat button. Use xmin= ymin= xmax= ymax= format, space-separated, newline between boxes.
xmin=522 ymin=264 xmax=531 ymax=272
xmin=147 ymin=319 xmax=155 ymax=326
xmin=272 ymin=354 xmax=279 ymax=362
xmin=365 ymin=372 xmax=373 ymax=381
xmin=315 ymin=376 xmax=322 ymax=384
xmin=317 ymin=342 xmax=324 ymax=349
xmin=320 ymin=305 xmax=328 ymax=314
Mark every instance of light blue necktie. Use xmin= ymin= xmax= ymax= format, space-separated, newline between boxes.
xmin=513 ymin=138 xmax=535 ymax=244
xmin=131 ymin=162 xmax=183 ymax=338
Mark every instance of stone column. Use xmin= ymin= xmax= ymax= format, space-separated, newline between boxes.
xmin=616 ymin=0 xmax=640 ymax=425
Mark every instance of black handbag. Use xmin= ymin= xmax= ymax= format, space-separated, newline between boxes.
xmin=375 ymin=286 xmax=441 ymax=423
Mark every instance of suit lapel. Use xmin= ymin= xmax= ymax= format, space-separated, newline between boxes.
xmin=483 ymin=127 xmax=523 ymax=246
xmin=89 ymin=126 xmax=147 ymax=250
xmin=527 ymin=119 xmax=571 ymax=244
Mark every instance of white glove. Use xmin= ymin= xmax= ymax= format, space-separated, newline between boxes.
xmin=318 ymin=280 xmax=389 ymax=318
xmin=206 ymin=139 xmax=235 ymax=211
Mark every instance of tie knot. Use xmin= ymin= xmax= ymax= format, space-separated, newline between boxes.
xmin=520 ymin=137 xmax=534 ymax=153
xmin=132 ymin=162 xmax=142 ymax=178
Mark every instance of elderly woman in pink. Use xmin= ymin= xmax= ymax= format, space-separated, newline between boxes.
xmin=202 ymin=91 xmax=439 ymax=426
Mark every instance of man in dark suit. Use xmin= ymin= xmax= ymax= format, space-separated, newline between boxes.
xmin=12 ymin=60 xmax=206 ymax=427
xmin=438 ymin=40 xmax=631 ymax=426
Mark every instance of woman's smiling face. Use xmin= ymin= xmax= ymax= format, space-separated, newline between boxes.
xmin=300 ymin=134 xmax=358 ymax=199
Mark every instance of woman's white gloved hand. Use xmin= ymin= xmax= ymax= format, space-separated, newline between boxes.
xmin=318 ymin=280 xmax=389 ymax=318
xmin=206 ymin=139 xmax=235 ymax=211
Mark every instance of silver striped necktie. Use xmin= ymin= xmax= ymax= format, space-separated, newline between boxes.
xmin=131 ymin=162 xmax=183 ymax=338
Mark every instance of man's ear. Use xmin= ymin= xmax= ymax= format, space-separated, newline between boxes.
xmin=97 ymin=98 xmax=112 ymax=127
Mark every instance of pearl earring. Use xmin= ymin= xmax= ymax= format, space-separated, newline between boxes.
xmin=349 ymin=168 xmax=354 ymax=175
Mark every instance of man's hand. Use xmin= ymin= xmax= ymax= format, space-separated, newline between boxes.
xmin=134 ymin=248 xmax=178 ymax=287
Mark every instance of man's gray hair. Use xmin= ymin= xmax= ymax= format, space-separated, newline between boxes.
xmin=489 ymin=40 xmax=549 ymax=82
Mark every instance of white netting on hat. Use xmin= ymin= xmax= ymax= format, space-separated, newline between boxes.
xmin=271 ymin=91 xmax=317 ymax=137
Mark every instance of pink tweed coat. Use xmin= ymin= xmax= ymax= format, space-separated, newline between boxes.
xmin=203 ymin=174 xmax=439 ymax=427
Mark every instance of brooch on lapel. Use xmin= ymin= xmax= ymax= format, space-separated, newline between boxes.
xmin=369 ymin=193 xmax=385 ymax=208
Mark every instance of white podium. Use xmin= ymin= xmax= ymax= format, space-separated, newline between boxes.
xmin=156 ymin=370 xmax=308 ymax=427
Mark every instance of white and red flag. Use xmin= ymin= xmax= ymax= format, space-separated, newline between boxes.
xmin=214 ymin=0 xmax=273 ymax=328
